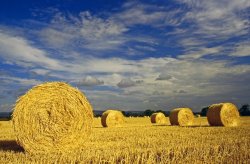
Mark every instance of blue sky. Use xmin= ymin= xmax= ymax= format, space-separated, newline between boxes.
xmin=0 ymin=0 xmax=250 ymax=112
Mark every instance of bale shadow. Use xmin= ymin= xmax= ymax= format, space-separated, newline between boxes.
xmin=187 ymin=125 xmax=218 ymax=128
xmin=153 ymin=124 xmax=214 ymax=128
xmin=0 ymin=140 xmax=24 ymax=152
xmin=152 ymin=124 xmax=171 ymax=127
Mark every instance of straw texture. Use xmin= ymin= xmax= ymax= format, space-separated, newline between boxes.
xmin=150 ymin=112 xmax=167 ymax=124
xmin=169 ymin=108 xmax=194 ymax=126
xmin=12 ymin=82 xmax=93 ymax=154
xmin=101 ymin=110 xmax=125 ymax=127
xmin=207 ymin=103 xmax=240 ymax=127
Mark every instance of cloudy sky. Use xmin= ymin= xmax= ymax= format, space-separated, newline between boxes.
xmin=0 ymin=0 xmax=250 ymax=112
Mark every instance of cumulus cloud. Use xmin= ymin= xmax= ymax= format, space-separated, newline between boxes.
xmin=77 ymin=76 xmax=104 ymax=87
xmin=174 ymin=90 xmax=187 ymax=94
xmin=156 ymin=73 xmax=173 ymax=80
xmin=117 ymin=78 xmax=143 ymax=88
xmin=1 ymin=1 xmax=250 ymax=111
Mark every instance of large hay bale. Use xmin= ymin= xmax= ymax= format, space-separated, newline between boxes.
xmin=12 ymin=82 xmax=93 ymax=154
xmin=150 ymin=112 xmax=167 ymax=124
xmin=101 ymin=110 xmax=125 ymax=127
xmin=169 ymin=108 xmax=194 ymax=126
xmin=207 ymin=103 xmax=240 ymax=127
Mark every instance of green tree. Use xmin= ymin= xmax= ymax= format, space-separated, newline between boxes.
xmin=239 ymin=104 xmax=250 ymax=116
xmin=144 ymin=109 xmax=154 ymax=116
xmin=121 ymin=110 xmax=127 ymax=117
xmin=200 ymin=106 xmax=209 ymax=116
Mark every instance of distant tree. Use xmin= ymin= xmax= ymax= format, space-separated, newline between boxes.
xmin=239 ymin=104 xmax=250 ymax=116
xmin=200 ymin=106 xmax=209 ymax=116
xmin=121 ymin=110 xmax=128 ymax=117
xmin=144 ymin=109 xmax=154 ymax=116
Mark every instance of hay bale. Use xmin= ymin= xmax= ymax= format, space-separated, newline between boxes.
xmin=12 ymin=82 xmax=93 ymax=154
xmin=150 ymin=112 xmax=167 ymax=124
xmin=169 ymin=108 xmax=194 ymax=126
xmin=101 ymin=110 xmax=125 ymax=127
xmin=207 ymin=103 xmax=240 ymax=127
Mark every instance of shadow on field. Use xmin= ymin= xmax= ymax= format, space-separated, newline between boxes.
xmin=188 ymin=125 xmax=214 ymax=128
xmin=152 ymin=124 xmax=171 ymax=127
xmin=0 ymin=140 xmax=24 ymax=152
xmin=153 ymin=124 xmax=213 ymax=128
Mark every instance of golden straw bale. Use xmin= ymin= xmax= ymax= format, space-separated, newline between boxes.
xmin=207 ymin=103 xmax=240 ymax=127
xmin=150 ymin=112 xmax=167 ymax=124
xmin=169 ymin=108 xmax=194 ymax=126
xmin=101 ymin=110 xmax=125 ymax=127
xmin=12 ymin=82 xmax=93 ymax=154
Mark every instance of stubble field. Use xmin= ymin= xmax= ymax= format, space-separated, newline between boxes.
xmin=0 ymin=117 xmax=249 ymax=163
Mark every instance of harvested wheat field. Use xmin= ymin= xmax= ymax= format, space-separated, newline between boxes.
xmin=0 ymin=117 xmax=249 ymax=163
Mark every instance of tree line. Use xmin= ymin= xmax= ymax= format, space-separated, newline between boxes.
xmin=121 ymin=104 xmax=250 ymax=117
xmin=200 ymin=104 xmax=250 ymax=116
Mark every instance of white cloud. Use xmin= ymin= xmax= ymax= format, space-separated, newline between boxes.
xmin=117 ymin=78 xmax=143 ymax=88
xmin=30 ymin=69 xmax=50 ymax=75
xmin=114 ymin=1 xmax=185 ymax=28
xmin=115 ymin=2 xmax=166 ymax=26
xmin=80 ymin=11 xmax=128 ymax=39
xmin=156 ymin=73 xmax=173 ymax=81
xmin=230 ymin=41 xmax=250 ymax=57
xmin=171 ymin=0 xmax=250 ymax=59
xmin=178 ymin=47 xmax=221 ymax=59
xmin=39 ymin=28 xmax=74 ymax=48
xmin=0 ymin=32 xmax=62 ymax=69
xmin=179 ymin=0 xmax=250 ymax=36
xmin=77 ymin=76 xmax=104 ymax=87
xmin=39 ymin=11 xmax=129 ymax=51
xmin=0 ymin=76 xmax=42 ymax=86
xmin=0 ymin=104 xmax=13 ymax=112
xmin=1 ymin=1 xmax=250 ymax=111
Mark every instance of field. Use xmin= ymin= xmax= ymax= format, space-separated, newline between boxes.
xmin=0 ymin=117 xmax=249 ymax=163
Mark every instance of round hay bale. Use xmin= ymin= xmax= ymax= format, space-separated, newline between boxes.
xmin=207 ymin=103 xmax=240 ymax=127
xmin=101 ymin=110 xmax=125 ymax=127
xmin=12 ymin=82 xmax=93 ymax=154
xmin=169 ymin=108 xmax=194 ymax=126
xmin=150 ymin=112 xmax=167 ymax=124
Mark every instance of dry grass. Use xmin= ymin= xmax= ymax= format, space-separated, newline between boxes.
xmin=150 ymin=112 xmax=167 ymax=124
xmin=207 ymin=103 xmax=240 ymax=127
xmin=169 ymin=108 xmax=194 ymax=126
xmin=0 ymin=117 xmax=249 ymax=163
xmin=101 ymin=110 xmax=125 ymax=127
xmin=12 ymin=82 xmax=94 ymax=154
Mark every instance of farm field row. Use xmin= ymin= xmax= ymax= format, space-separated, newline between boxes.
xmin=0 ymin=117 xmax=249 ymax=163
